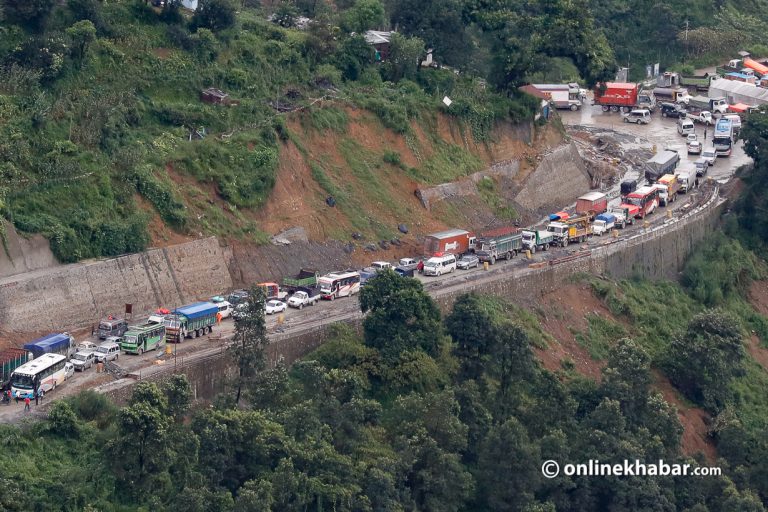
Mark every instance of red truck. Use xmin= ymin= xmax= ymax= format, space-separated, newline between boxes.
xmin=576 ymin=191 xmax=608 ymax=219
xmin=423 ymin=229 xmax=476 ymax=257
xmin=593 ymin=82 xmax=656 ymax=113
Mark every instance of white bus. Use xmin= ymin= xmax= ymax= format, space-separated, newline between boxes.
xmin=318 ymin=271 xmax=361 ymax=300
xmin=10 ymin=353 xmax=68 ymax=400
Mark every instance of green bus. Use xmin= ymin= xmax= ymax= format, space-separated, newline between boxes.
xmin=120 ymin=322 xmax=166 ymax=355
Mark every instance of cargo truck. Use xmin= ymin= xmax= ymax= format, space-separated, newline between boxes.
xmin=531 ymin=83 xmax=582 ymax=110
xmin=0 ymin=348 xmax=32 ymax=389
xmin=423 ymin=229 xmax=476 ymax=257
xmin=609 ymin=205 xmax=639 ymax=228
xmin=547 ymin=215 xmax=592 ymax=247
xmin=164 ymin=302 xmax=219 ymax=343
xmin=22 ymin=333 xmax=75 ymax=359
xmin=593 ymin=82 xmax=655 ymax=112
xmin=575 ymin=192 xmax=608 ymax=219
xmin=620 ymin=180 xmax=637 ymax=199
xmin=475 ymin=233 xmax=523 ymax=264
xmin=688 ymin=95 xmax=728 ymax=115
xmin=592 ymin=213 xmax=616 ymax=236
xmin=680 ymin=74 xmax=713 ymax=91
xmin=676 ymin=171 xmax=694 ymax=193
xmin=521 ymin=230 xmax=554 ymax=253
xmin=282 ymin=269 xmax=319 ymax=293
xmin=645 ymin=149 xmax=680 ymax=183
xmin=258 ymin=282 xmax=288 ymax=301
xmin=652 ymin=87 xmax=691 ymax=105
xmin=656 ymin=174 xmax=681 ymax=205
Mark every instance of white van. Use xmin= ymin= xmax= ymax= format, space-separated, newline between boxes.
xmin=370 ymin=261 xmax=392 ymax=271
xmin=94 ymin=341 xmax=121 ymax=363
xmin=677 ymin=118 xmax=695 ymax=136
xmin=422 ymin=254 xmax=457 ymax=276
xmin=623 ymin=109 xmax=651 ymax=124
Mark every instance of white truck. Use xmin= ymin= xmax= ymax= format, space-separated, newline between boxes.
xmin=676 ymin=171 xmax=694 ymax=193
xmin=689 ymin=111 xmax=714 ymax=125
xmin=287 ymin=290 xmax=321 ymax=309
xmin=609 ymin=205 xmax=639 ymax=228
xmin=592 ymin=213 xmax=616 ymax=235
xmin=521 ymin=230 xmax=554 ymax=253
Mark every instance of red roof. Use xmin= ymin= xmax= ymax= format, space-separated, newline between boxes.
xmin=518 ymin=85 xmax=550 ymax=100
xmin=605 ymin=82 xmax=637 ymax=88
xmin=479 ymin=225 xmax=520 ymax=238
xmin=728 ymin=103 xmax=750 ymax=112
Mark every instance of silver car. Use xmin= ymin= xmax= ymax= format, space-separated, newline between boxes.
xmin=70 ymin=351 xmax=95 ymax=371
xmin=457 ymin=255 xmax=480 ymax=269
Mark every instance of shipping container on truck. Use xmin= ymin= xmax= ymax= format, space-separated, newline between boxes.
xmin=575 ymin=191 xmax=608 ymax=219
xmin=423 ymin=229 xmax=476 ymax=257
xmin=743 ymin=57 xmax=768 ymax=77
xmin=593 ymin=82 xmax=655 ymax=112
xmin=657 ymin=174 xmax=681 ymax=205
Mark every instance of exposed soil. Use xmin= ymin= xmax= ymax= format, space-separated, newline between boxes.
xmin=652 ymin=371 xmax=717 ymax=462
xmin=748 ymin=280 xmax=768 ymax=317
xmin=747 ymin=335 xmax=768 ymax=371
xmin=152 ymin=48 xmax=172 ymax=59
xmin=534 ymin=283 xmax=612 ymax=381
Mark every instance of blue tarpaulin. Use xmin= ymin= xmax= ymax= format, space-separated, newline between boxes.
xmin=23 ymin=333 xmax=71 ymax=358
xmin=173 ymin=302 xmax=218 ymax=320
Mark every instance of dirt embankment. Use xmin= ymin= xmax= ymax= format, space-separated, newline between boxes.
xmin=533 ymin=283 xmax=717 ymax=461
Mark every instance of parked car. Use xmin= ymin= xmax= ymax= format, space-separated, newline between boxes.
xmin=660 ymin=102 xmax=687 ymax=118
xmin=622 ymin=109 xmax=651 ymax=124
xmin=456 ymin=255 xmax=480 ymax=270
xmin=686 ymin=133 xmax=698 ymax=143
xmin=77 ymin=341 xmax=98 ymax=352
xmin=94 ymin=341 xmax=121 ymax=363
xmin=70 ymin=351 xmax=96 ymax=372
xmin=687 ymin=140 xmax=702 ymax=155
xmin=64 ymin=362 xmax=75 ymax=380
xmin=370 ymin=261 xmax=392 ymax=271
xmin=701 ymin=147 xmax=716 ymax=166
xmin=265 ymin=300 xmax=287 ymax=315
xmin=227 ymin=289 xmax=250 ymax=305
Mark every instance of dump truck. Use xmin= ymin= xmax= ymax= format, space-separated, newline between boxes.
xmin=575 ymin=191 xmax=608 ymax=219
xmin=689 ymin=95 xmax=728 ymax=115
xmin=657 ymin=174 xmax=681 ymax=205
xmin=609 ymin=205 xmax=639 ymax=229
xmin=475 ymin=232 xmax=523 ymax=264
xmin=521 ymin=230 xmax=554 ymax=254
xmin=645 ymin=149 xmax=680 ymax=183
xmin=680 ymin=74 xmax=713 ymax=91
xmin=547 ymin=215 xmax=592 ymax=247
xmin=423 ymin=229 xmax=476 ymax=257
xmin=282 ymin=269 xmax=319 ymax=293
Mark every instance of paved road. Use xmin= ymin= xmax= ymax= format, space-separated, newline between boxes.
xmin=0 ymin=102 xmax=747 ymax=423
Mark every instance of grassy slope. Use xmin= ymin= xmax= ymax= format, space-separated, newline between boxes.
xmin=1 ymin=4 xmax=536 ymax=263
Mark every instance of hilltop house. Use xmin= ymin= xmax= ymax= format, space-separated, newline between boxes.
xmin=364 ymin=30 xmax=395 ymax=61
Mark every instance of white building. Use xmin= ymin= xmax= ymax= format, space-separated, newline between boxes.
xmin=708 ymin=77 xmax=768 ymax=106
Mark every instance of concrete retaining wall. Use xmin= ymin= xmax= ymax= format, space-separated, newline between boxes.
xmin=101 ymin=188 xmax=726 ymax=403
xmin=415 ymin=160 xmax=521 ymax=210
xmin=514 ymin=143 xmax=592 ymax=213
xmin=0 ymin=222 xmax=58 ymax=280
xmin=0 ymin=237 xmax=233 ymax=332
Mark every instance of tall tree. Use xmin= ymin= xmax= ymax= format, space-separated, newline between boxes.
xmin=340 ymin=0 xmax=384 ymax=33
xmin=192 ymin=0 xmax=236 ymax=33
xmin=230 ymin=285 xmax=270 ymax=406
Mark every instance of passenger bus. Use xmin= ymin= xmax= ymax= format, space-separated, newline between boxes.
xmin=318 ymin=271 xmax=361 ymax=300
xmin=624 ymin=186 xmax=659 ymax=218
xmin=120 ymin=322 xmax=166 ymax=355
xmin=10 ymin=353 xmax=68 ymax=400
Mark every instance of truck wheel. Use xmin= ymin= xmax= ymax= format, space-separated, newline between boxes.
xmin=490 ymin=256 xmax=496 ymax=265
xmin=543 ymin=244 xmax=549 ymax=251
xmin=531 ymin=246 xmax=536 ymax=255
xmin=139 ymin=348 xmax=144 ymax=355
xmin=299 ymin=304 xmax=303 ymax=310
xmin=662 ymin=112 xmax=667 ymax=118
xmin=570 ymin=104 xmax=578 ymax=111
xmin=330 ymin=294 xmax=335 ymax=301
xmin=611 ymin=106 xmax=619 ymax=112
xmin=563 ymin=239 xmax=568 ymax=248
xmin=623 ymin=117 xmax=628 ymax=123
xmin=601 ymin=106 xmax=609 ymax=112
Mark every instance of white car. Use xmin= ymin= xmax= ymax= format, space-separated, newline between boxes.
xmin=265 ymin=300 xmax=287 ymax=315
xmin=701 ymin=148 xmax=716 ymax=166
xmin=216 ymin=300 xmax=233 ymax=319
xmin=77 ymin=341 xmax=98 ymax=352
xmin=64 ymin=362 xmax=75 ymax=380
xmin=622 ymin=109 xmax=651 ymax=124
xmin=686 ymin=133 xmax=698 ymax=143
xmin=687 ymin=140 xmax=702 ymax=155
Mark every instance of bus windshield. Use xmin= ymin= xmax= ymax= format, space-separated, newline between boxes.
xmin=123 ymin=335 xmax=138 ymax=345
xmin=627 ymin=197 xmax=643 ymax=206
xmin=11 ymin=374 xmax=34 ymax=389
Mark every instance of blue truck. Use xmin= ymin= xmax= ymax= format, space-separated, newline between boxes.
xmin=22 ymin=333 xmax=75 ymax=359
xmin=164 ymin=302 xmax=219 ymax=343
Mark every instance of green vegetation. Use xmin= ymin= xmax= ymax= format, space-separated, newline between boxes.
xmin=574 ymin=313 xmax=626 ymax=360
xmin=3 ymin=270 xmax=767 ymax=510
xmin=0 ymin=0 xmax=618 ymax=262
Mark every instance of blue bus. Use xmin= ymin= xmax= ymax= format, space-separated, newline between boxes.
xmin=23 ymin=333 xmax=75 ymax=359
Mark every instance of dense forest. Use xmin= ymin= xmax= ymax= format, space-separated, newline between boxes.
xmin=2 ymin=231 xmax=768 ymax=510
